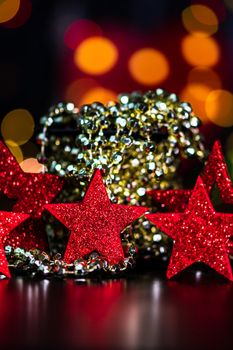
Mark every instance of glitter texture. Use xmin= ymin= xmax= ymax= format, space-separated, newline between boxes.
xmin=202 ymin=140 xmax=233 ymax=204
xmin=146 ymin=177 xmax=233 ymax=281
xmin=0 ymin=211 xmax=29 ymax=278
xmin=4 ymin=219 xmax=48 ymax=251
xmin=148 ymin=189 xmax=192 ymax=212
xmin=149 ymin=140 xmax=233 ymax=211
xmin=0 ymin=141 xmax=64 ymax=250
xmin=37 ymin=91 xmax=206 ymax=256
xmin=45 ymin=169 xmax=148 ymax=265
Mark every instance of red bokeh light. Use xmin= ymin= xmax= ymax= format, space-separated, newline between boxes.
xmin=64 ymin=19 xmax=103 ymax=50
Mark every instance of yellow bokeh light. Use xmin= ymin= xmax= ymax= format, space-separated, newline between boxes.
xmin=182 ymin=5 xmax=218 ymax=37
xmin=128 ymin=48 xmax=169 ymax=85
xmin=188 ymin=67 xmax=221 ymax=91
xmin=1 ymin=109 xmax=35 ymax=146
xmin=205 ymin=90 xmax=233 ymax=127
xmin=20 ymin=158 xmax=46 ymax=173
xmin=181 ymin=84 xmax=210 ymax=123
xmin=74 ymin=36 xmax=118 ymax=75
xmin=7 ymin=143 xmax=23 ymax=163
xmin=80 ymin=87 xmax=117 ymax=105
xmin=181 ymin=35 xmax=220 ymax=67
xmin=0 ymin=0 xmax=20 ymax=23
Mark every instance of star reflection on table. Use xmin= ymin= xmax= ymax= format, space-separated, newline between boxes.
xmin=0 ymin=266 xmax=233 ymax=350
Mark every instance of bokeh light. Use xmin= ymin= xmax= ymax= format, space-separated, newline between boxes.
xmin=80 ymin=87 xmax=117 ymax=105
xmin=182 ymin=5 xmax=218 ymax=37
xmin=2 ymin=0 xmax=32 ymax=29
xmin=224 ymin=0 xmax=233 ymax=12
xmin=0 ymin=0 xmax=20 ymax=23
xmin=7 ymin=143 xmax=23 ymax=163
xmin=1 ymin=109 xmax=35 ymax=146
xmin=185 ymin=83 xmax=211 ymax=101
xmin=181 ymin=84 xmax=210 ymax=123
xmin=20 ymin=158 xmax=46 ymax=173
xmin=205 ymin=89 xmax=233 ymax=127
xmin=181 ymin=34 xmax=220 ymax=67
xmin=65 ymin=78 xmax=97 ymax=106
xmin=188 ymin=67 xmax=221 ymax=91
xmin=74 ymin=37 xmax=118 ymax=75
xmin=128 ymin=48 xmax=169 ymax=85
xmin=64 ymin=19 xmax=102 ymax=50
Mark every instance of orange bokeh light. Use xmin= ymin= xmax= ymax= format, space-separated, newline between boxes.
xmin=205 ymin=90 xmax=233 ymax=127
xmin=80 ymin=87 xmax=117 ymax=105
xmin=65 ymin=78 xmax=98 ymax=106
xmin=74 ymin=36 xmax=118 ymax=75
xmin=181 ymin=84 xmax=210 ymax=123
xmin=2 ymin=0 xmax=32 ymax=29
xmin=0 ymin=0 xmax=20 ymax=23
xmin=20 ymin=158 xmax=46 ymax=173
xmin=188 ymin=67 xmax=221 ymax=91
xmin=182 ymin=5 xmax=218 ymax=37
xmin=128 ymin=48 xmax=169 ymax=85
xmin=186 ymin=83 xmax=211 ymax=101
xmin=181 ymin=34 xmax=220 ymax=67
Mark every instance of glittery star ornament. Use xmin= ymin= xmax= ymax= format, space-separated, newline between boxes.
xmin=0 ymin=141 xmax=64 ymax=250
xmin=146 ymin=177 xmax=233 ymax=281
xmin=149 ymin=140 xmax=233 ymax=211
xmin=202 ymin=140 xmax=233 ymax=204
xmin=0 ymin=211 xmax=29 ymax=278
xmin=45 ymin=169 xmax=148 ymax=264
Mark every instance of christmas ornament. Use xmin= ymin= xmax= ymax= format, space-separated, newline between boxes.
xmin=0 ymin=211 xmax=29 ymax=278
xmin=5 ymin=245 xmax=137 ymax=276
xmin=202 ymin=140 xmax=233 ymax=204
xmin=45 ymin=169 xmax=148 ymax=264
xmin=0 ymin=89 xmax=210 ymax=279
xmin=0 ymin=141 xmax=64 ymax=217
xmin=0 ymin=141 xmax=64 ymax=250
xmin=149 ymin=140 xmax=233 ymax=211
xmin=37 ymin=89 xmax=206 ymax=257
xmin=146 ymin=177 xmax=233 ymax=281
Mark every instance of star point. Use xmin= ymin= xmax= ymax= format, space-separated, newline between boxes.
xmin=148 ymin=140 xmax=233 ymax=211
xmin=146 ymin=177 xmax=233 ymax=281
xmin=0 ymin=141 xmax=64 ymax=250
xmin=46 ymin=169 xmax=148 ymax=265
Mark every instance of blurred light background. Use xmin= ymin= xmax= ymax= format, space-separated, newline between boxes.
xmin=0 ymin=0 xmax=233 ymax=172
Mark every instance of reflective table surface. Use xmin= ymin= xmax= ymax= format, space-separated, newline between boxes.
xmin=1 ymin=264 xmax=233 ymax=350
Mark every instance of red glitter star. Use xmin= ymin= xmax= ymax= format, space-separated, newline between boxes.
xmin=148 ymin=140 xmax=233 ymax=211
xmin=146 ymin=177 xmax=233 ymax=281
xmin=45 ymin=169 xmax=148 ymax=264
xmin=202 ymin=140 xmax=233 ymax=204
xmin=0 ymin=141 xmax=64 ymax=250
xmin=0 ymin=141 xmax=64 ymax=218
xmin=0 ymin=211 xmax=29 ymax=278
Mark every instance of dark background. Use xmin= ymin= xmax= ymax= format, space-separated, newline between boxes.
xmin=0 ymin=0 xmax=232 ymax=123
xmin=0 ymin=0 xmax=233 ymax=169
